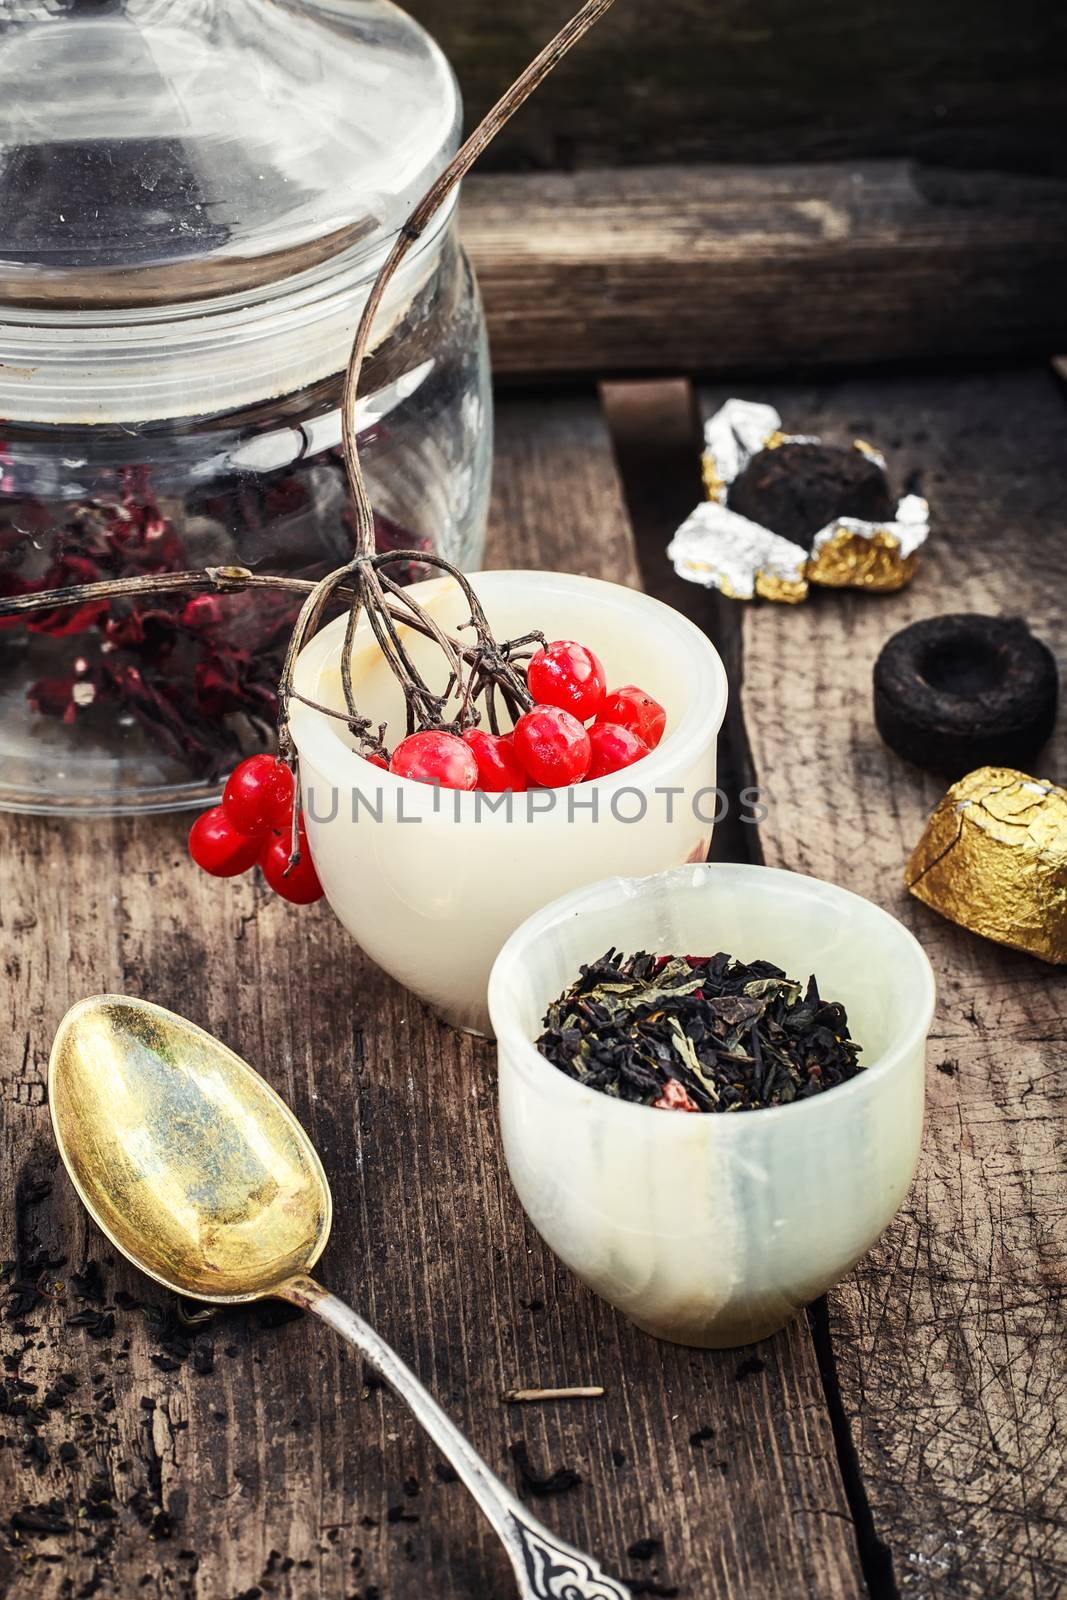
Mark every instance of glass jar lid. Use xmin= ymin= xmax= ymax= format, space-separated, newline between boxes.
xmin=0 ymin=0 xmax=459 ymax=307
xmin=0 ymin=1 xmax=461 ymax=422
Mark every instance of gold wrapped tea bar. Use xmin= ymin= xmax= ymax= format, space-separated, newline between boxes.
xmin=905 ymin=767 xmax=1067 ymax=964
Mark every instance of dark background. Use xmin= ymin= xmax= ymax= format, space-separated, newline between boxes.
xmin=408 ymin=0 xmax=1067 ymax=176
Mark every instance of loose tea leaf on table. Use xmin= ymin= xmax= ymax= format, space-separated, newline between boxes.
xmin=536 ymin=949 xmax=864 ymax=1112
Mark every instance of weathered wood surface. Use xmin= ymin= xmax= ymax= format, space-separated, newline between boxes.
xmin=597 ymin=378 xmax=760 ymax=871
xmin=691 ymin=367 xmax=1067 ymax=1598
xmin=3 ymin=369 xmax=1063 ymax=1600
xmin=408 ymin=1 xmax=1067 ymax=178
xmin=0 ymin=395 xmax=867 ymax=1600
xmin=463 ymin=165 xmax=1067 ymax=377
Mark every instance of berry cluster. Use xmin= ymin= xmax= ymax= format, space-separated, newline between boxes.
xmin=188 ymin=755 xmax=323 ymax=904
xmin=187 ymin=641 xmax=667 ymax=896
xmin=387 ymin=641 xmax=665 ymax=791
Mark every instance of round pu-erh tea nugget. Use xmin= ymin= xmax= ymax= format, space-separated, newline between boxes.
xmin=727 ymin=441 xmax=895 ymax=549
xmin=874 ymin=613 xmax=1058 ymax=778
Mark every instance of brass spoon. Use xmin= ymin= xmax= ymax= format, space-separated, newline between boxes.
xmin=49 ymin=995 xmax=627 ymax=1600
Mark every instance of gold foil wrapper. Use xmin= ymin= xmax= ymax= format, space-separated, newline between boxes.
xmin=677 ymin=399 xmax=930 ymax=602
xmin=754 ymin=572 xmax=809 ymax=604
xmin=806 ymin=524 xmax=921 ymax=591
xmin=701 ymin=450 xmax=727 ymax=503
xmin=905 ymin=767 xmax=1067 ymax=964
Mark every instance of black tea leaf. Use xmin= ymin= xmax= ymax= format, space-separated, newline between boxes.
xmin=535 ymin=950 xmax=864 ymax=1113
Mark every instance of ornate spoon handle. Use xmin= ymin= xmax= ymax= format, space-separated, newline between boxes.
xmin=283 ymin=1276 xmax=630 ymax=1600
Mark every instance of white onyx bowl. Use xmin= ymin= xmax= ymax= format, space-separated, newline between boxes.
xmin=488 ymin=862 xmax=935 ymax=1348
xmin=289 ymin=571 xmax=728 ymax=1032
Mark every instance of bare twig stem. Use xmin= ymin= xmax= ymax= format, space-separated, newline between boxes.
xmin=0 ymin=563 xmax=533 ymax=717
xmin=339 ymin=0 xmax=618 ymax=556
xmin=0 ymin=565 xmax=279 ymax=616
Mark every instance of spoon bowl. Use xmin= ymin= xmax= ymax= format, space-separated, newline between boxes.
xmin=49 ymin=996 xmax=331 ymax=1302
xmin=48 ymin=993 xmax=629 ymax=1600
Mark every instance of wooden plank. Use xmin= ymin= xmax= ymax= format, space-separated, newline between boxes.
xmin=463 ymin=165 xmax=1067 ymax=378
xmin=0 ymin=394 xmax=867 ymax=1599
xmin=483 ymin=391 xmax=641 ymax=583
xmin=597 ymin=378 xmax=760 ymax=869
xmin=407 ymin=1 xmax=1066 ymax=177
xmin=696 ymin=367 xmax=1067 ymax=1597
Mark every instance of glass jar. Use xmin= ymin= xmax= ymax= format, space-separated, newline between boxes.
xmin=0 ymin=0 xmax=492 ymax=814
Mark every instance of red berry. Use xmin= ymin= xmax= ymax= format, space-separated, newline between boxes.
xmin=461 ymin=729 xmax=528 ymax=792
xmin=188 ymin=806 xmax=262 ymax=878
xmin=260 ymin=821 xmax=324 ymax=905
xmin=526 ymin=640 xmax=606 ymax=722
xmin=364 ymin=752 xmax=389 ymax=770
xmin=513 ymin=705 xmax=592 ymax=787
xmin=587 ymin=721 xmax=650 ymax=780
xmin=597 ymin=685 xmax=666 ymax=750
xmin=222 ymin=755 xmax=294 ymax=836
xmin=391 ymin=730 xmax=478 ymax=790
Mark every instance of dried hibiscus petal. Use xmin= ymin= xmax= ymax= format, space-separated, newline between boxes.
xmin=4 ymin=473 xmax=424 ymax=781
xmin=651 ymin=1079 xmax=700 ymax=1113
xmin=29 ymin=675 xmax=81 ymax=720
xmin=28 ymin=600 xmax=110 ymax=638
